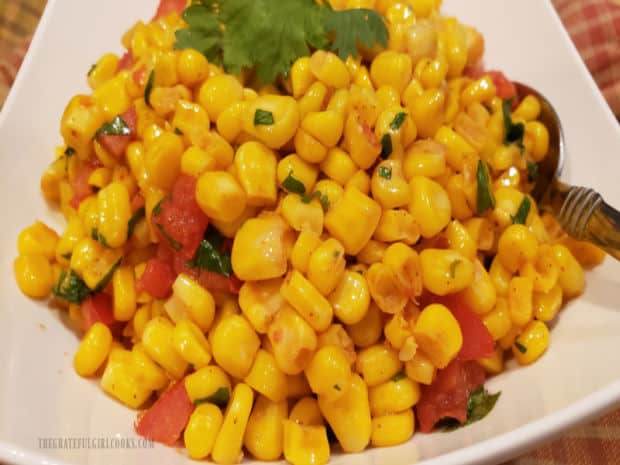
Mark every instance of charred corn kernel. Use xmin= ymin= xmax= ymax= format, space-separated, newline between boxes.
xmin=97 ymin=182 xmax=131 ymax=248
xmin=534 ymin=284 xmax=563 ymax=322
xmin=283 ymin=420 xmax=330 ymax=465
xmin=306 ymin=238 xmax=346 ymax=295
xmin=461 ymin=76 xmax=496 ymax=107
xmin=212 ymin=383 xmax=254 ymax=465
xmin=184 ymin=403 xmax=223 ymax=460
xmin=268 ymin=305 xmax=318 ymax=375
xmin=231 ymin=214 xmax=291 ymax=281
xmin=356 ymin=344 xmax=402 ymax=387
xmin=93 ymin=72 xmax=131 ymax=120
xmin=112 ymin=265 xmax=136 ymax=321
xmin=290 ymin=397 xmax=323 ymax=425
xmin=318 ymin=374 xmax=371 ymax=453
xmin=329 ymin=271 xmax=370 ymax=325
xmin=357 ymin=240 xmax=388 ymax=265
xmin=367 ymin=262 xmax=407 ymax=314
xmin=294 ymin=128 xmax=327 ymax=164
xmin=73 ymin=322 xmax=113 ymax=377
xmin=243 ymin=95 xmax=300 ymax=150
xmin=414 ymin=304 xmax=463 ymax=369
xmin=100 ymin=349 xmax=152 ymax=409
xmin=509 ymin=276 xmax=534 ymax=326
xmin=14 ymin=254 xmax=54 ymax=299
xmin=281 ymin=194 xmax=324 ymax=235
xmin=482 ymin=297 xmax=511 ymax=341
xmin=369 ymin=377 xmax=421 ymax=416
xmin=489 ymin=256 xmax=512 ymax=297
xmin=277 ymin=154 xmax=319 ymax=193
xmin=320 ymin=148 xmax=357 ymax=186
xmin=410 ymin=89 xmax=446 ymax=139
xmin=181 ymin=146 xmax=217 ymax=177
xmin=403 ymin=139 xmax=447 ymax=180
xmin=513 ymin=320 xmax=549 ymax=365
xmin=165 ymin=273 xmax=216 ymax=331
xmin=291 ymin=57 xmax=316 ymax=99
xmin=87 ymin=53 xmax=119 ymax=90
xmin=444 ymin=220 xmax=476 ymax=259
xmin=196 ymin=171 xmax=247 ymax=223
xmin=301 ymin=111 xmax=344 ymax=149
xmin=343 ymin=112 xmax=382 ymax=170
xmin=498 ymin=224 xmax=538 ymax=273
xmin=309 ymin=50 xmax=350 ymax=89
xmin=185 ymin=365 xmax=232 ymax=403
xmin=374 ymin=209 xmax=420 ymax=245
xmin=177 ymin=48 xmax=209 ymax=88
xmin=420 ymin=248 xmax=474 ymax=296
xmin=173 ymin=320 xmax=212 ymax=368
xmin=18 ymin=221 xmax=59 ymax=259
xmin=383 ymin=242 xmax=423 ymax=298
xmin=144 ymin=131 xmax=184 ymax=190
xmin=553 ymin=244 xmax=585 ymax=298
xmin=525 ymin=121 xmax=549 ymax=161
xmin=370 ymin=51 xmax=412 ymax=94
xmin=325 ymin=186 xmax=381 ymax=255
xmin=371 ymin=160 xmax=410 ymax=209
xmin=142 ymin=317 xmax=188 ymax=379
xmin=461 ymin=259 xmax=497 ymax=315
xmin=281 ymin=270 xmax=334 ymax=331
xmin=211 ymin=315 xmax=260 ymax=379
xmin=234 ymin=141 xmax=278 ymax=206
xmin=405 ymin=351 xmax=435 ymax=385
xmin=199 ymin=74 xmax=244 ymax=121
xmin=60 ymin=95 xmax=105 ymax=154
xmin=239 ymin=279 xmax=284 ymax=334
xmin=408 ymin=176 xmax=451 ymax=238
xmin=305 ymin=345 xmax=352 ymax=401
xmin=371 ymin=409 xmax=415 ymax=447
xmin=346 ymin=303 xmax=382 ymax=348
xmin=244 ymin=349 xmax=288 ymax=402
xmin=244 ymin=396 xmax=287 ymax=461
xmin=291 ymin=229 xmax=322 ymax=274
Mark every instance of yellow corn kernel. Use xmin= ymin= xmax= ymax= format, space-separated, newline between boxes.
xmin=313 ymin=179 xmax=344 ymax=208
xmin=509 ymin=276 xmax=534 ymax=326
xmin=320 ymin=148 xmax=357 ymax=186
xmin=97 ymin=181 xmax=131 ymax=249
xmin=244 ymin=349 xmax=288 ymax=402
xmin=132 ymin=304 xmax=151 ymax=340
xmin=408 ymin=176 xmax=451 ymax=238
xmin=384 ymin=313 xmax=413 ymax=351
xmin=70 ymin=237 xmax=122 ymax=289
xmin=325 ymin=186 xmax=381 ymax=255
xmin=553 ymin=244 xmax=585 ymax=298
xmin=239 ymin=279 xmax=284 ymax=334
xmin=329 ymin=270 xmax=370 ymax=325
xmin=366 ymin=262 xmax=408 ymax=314
xmin=373 ymin=209 xmax=421 ymax=245
xmin=405 ymin=351 xmax=436 ymax=385
xmin=180 ymin=146 xmax=217 ymax=177
xmin=513 ymin=320 xmax=550 ymax=365
xmin=172 ymin=99 xmax=210 ymax=141
xmin=196 ymin=170 xmax=247 ymax=223
xmin=444 ymin=220 xmax=476 ymax=259
xmin=414 ymin=303 xmax=463 ymax=369
xmin=294 ymin=128 xmax=328 ymax=164
xmin=478 ymin=346 xmax=504 ymax=375
xmin=129 ymin=343 xmax=168 ymax=390
xmin=291 ymin=229 xmax=322 ymax=274
xmin=112 ymin=265 xmax=136 ymax=321
xmin=268 ymin=305 xmax=318 ymax=375
xmin=410 ymin=89 xmax=446 ymax=139
xmin=298 ymin=81 xmax=328 ymax=120
xmin=142 ymin=317 xmax=188 ymax=379
xmin=445 ymin=173 xmax=474 ymax=221
xmin=370 ymin=51 xmax=412 ymax=94
xmin=177 ymin=48 xmax=209 ymax=88
xmin=277 ymin=154 xmax=319 ymax=193
xmin=244 ymin=396 xmax=288 ymax=461
xmin=55 ymin=217 xmax=85 ymax=264
xmin=420 ymin=248 xmax=474 ymax=296
xmin=17 ymin=221 xmax=59 ymax=259
xmin=525 ymin=121 xmax=549 ymax=162
xmin=234 ymin=141 xmax=278 ymax=206
xmin=14 ymin=254 xmax=54 ymax=299
xmin=144 ymin=131 xmax=183 ymax=190
xmin=199 ymin=74 xmax=244 ymax=121
xmin=291 ymin=56 xmax=316 ymax=99
xmin=87 ymin=53 xmax=119 ymax=90
xmin=40 ymin=157 xmax=66 ymax=203
xmin=185 ymin=365 xmax=232 ymax=403
xmin=383 ymin=242 xmax=423 ymax=299
xmin=100 ymin=349 xmax=152 ymax=409
xmin=281 ymin=194 xmax=324 ymax=235
xmin=211 ymin=315 xmax=260 ymax=379
xmin=464 ymin=217 xmax=495 ymax=252
xmin=231 ymin=214 xmax=291 ymax=281
xmin=369 ymin=377 xmax=421 ymax=416
xmin=243 ymin=95 xmax=300 ymax=150
xmin=342 ymin=112 xmax=381 ymax=170
xmin=356 ymin=240 xmax=387 ymax=266
xmin=493 ymin=187 xmax=526 ymax=228
xmin=489 ymin=256 xmax=512 ymax=297
xmin=519 ymin=244 xmax=560 ymax=294
xmin=73 ymin=322 xmax=113 ymax=377
xmin=482 ymin=298 xmax=512 ymax=341
xmin=533 ymin=284 xmax=563 ymax=322
xmin=403 ymin=139 xmax=447 ymax=180
xmin=289 ymin=397 xmax=323 ymax=426
xmin=513 ymin=95 xmax=541 ymax=122
xmin=371 ymin=409 xmax=415 ymax=448
xmin=461 ymin=76 xmax=496 ymax=107
xmin=376 ymin=85 xmax=401 ymax=112
xmin=356 ymin=344 xmax=402 ymax=387
xmin=318 ymin=374 xmax=371 ymax=453
xmin=184 ymin=403 xmax=223 ymax=460
xmin=301 ymin=110 xmax=344 ymax=148
xmin=371 ymin=159 xmax=410 ymax=209
xmin=498 ymin=224 xmax=538 ymax=273
xmin=165 ymin=273 xmax=216 ymax=331
xmin=434 ymin=125 xmax=474 ymax=172
xmin=212 ymin=383 xmax=254 ymax=465
xmin=309 ymin=50 xmax=350 ymax=89
xmin=280 ymin=270 xmax=334 ymax=332
xmin=305 ymin=238 xmax=345 ymax=295
xmin=461 ymin=259 xmax=497 ymax=315
xmin=305 ymin=345 xmax=352 ymax=402
xmin=326 ymin=88 xmax=350 ymax=115
xmin=93 ymin=72 xmax=131 ymax=120
xmin=283 ymin=420 xmax=330 ymax=465
xmin=60 ymin=95 xmax=105 ymax=155
xmin=414 ymin=56 xmax=449 ymax=90
xmin=316 ymin=323 xmax=357 ymax=365
xmin=559 ymin=236 xmax=606 ymax=269
xmin=216 ymin=101 xmax=247 ymax=144
xmin=285 ymin=373 xmax=312 ymax=399
xmin=346 ymin=302 xmax=383 ymax=348
xmin=173 ymin=320 xmax=212 ymax=368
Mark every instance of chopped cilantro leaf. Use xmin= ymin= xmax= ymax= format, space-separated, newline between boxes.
xmin=95 ymin=115 xmax=131 ymax=137
xmin=437 ymin=386 xmax=501 ymax=431
xmin=449 ymin=260 xmax=462 ymax=278
xmin=152 ymin=197 xmax=166 ymax=216
xmin=194 ymin=387 xmax=230 ymax=408
xmin=188 ymin=228 xmax=232 ymax=277
xmin=64 ymin=147 xmax=76 ymax=157
xmin=53 ymin=270 xmax=91 ymax=304
xmin=254 ymin=109 xmax=274 ymax=126
xmin=282 ymin=171 xmax=306 ymax=195
xmin=514 ymin=341 xmax=527 ymax=354
xmin=380 ymin=134 xmax=392 ymax=159
xmin=392 ymin=373 xmax=406 ymax=382
xmin=61 ymin=252 xmax=72 ymax=260
xmin=93 ymin=258 xmax=122 ymax=293
xmin=144 ymin=70 xmax=155 ymax=107
xmin=301 ymin=190 xmax=330 ymax=211
xmin=127 ymin=207 xmax=146 ymax=240
xmin=87 ymin=64 xmax=96 ymax=76
xmin=156 ymin=224 xmax=183 ymax=251
xmin=389 ymin=112 xmax=407 ymax=131
xmin=502 ymin=99 xmax=525 ymax=151
xmin=527 ymin=161 xmax=539 ymax=183
xmin=512 ymin=196 xmax=531 ymax=225
xmin=476 ymin=159 xmax=495 ymax=214
xmin=91 ymin=228 xmax=110 ymax=248
xmin=174 ymin=127 xmax=184 ymax=135
xmin=378 ymin=166 xmax=392 ymax=180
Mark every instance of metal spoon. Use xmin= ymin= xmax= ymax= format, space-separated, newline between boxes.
xmin=514 ymin=82 xmax=620 ymax=261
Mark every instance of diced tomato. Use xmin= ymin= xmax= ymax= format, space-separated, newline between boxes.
xmin=197 ymin=270 xmax=243 ymax=294
xmin=152 ymin=175 xmax=209 ymax=260
xmin=81 ymin=293 xmax=115 ymax=332
xmin=420 ymin=293 xmax=495 ymax=361
xmin=152 ymin=0 xmax=187 ymax=21
xmin=69 ymin=164 xmax=95 ymax=208
xmin=97 ymin=106 xmax=137 ymax=158
xmin=117 ymin=51 xmax=134 ymax=72
xmin=132 ymin=65 xmax=147 ymax=86
xmin=416 ymin=359 xmax=486 ymax=433
xmin=138 ymin=258 xmax=176 ymax=299
xmin=486 ymin=70 xmax=517 ymax=100
xmin=135 ymin=380 xmax=194 ymax=446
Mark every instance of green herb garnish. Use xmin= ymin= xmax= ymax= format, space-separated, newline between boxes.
xmin=127 ymin=207 xmax=146 ymax=240
xmin=144 ymin=70 xmax=155 ymax=107
xmin=476 ymin=159 xmax=495 ymax=214
xmin=188 ymin=228 xmax=233 ymax=277
xmin=512 ymin=196 xmax=531 ymax=225
xmin=61 ymin=253 xmax=72 ymax=260
xmin=449 ymin=260 xmax=462 ymax=278
xmin=95 ymin=115 xmax=131 ymax=137
xmin=301 ymin=191 xmax=330 ymax=211
xmin=378 ymin=166 xmax=392 ymax=180
xmin=527 ymin=161 xmax=539 ymax=183
xmin=156 ymin=224 xmax=183 ymax=251
xmin=389 ymin=112 xmax=407 ymax=131
xmin=254 ymin=109 xmax=274 ymax=126
xmin=174 ymin=127 xmax=184 ymax=135
xmin=93 ymin=258 xmax=122 ymax=293
xmin=64 ymin=147 xmax=76 ymax=157
xmin=152 ymin=197 xmax=166 ymax=216
xmin=502 ymin=99 xmax=525 ymax=151
xmin=391 ymin=373 xmax=406 ymax=382
xmin=87 ymin=64 xmax=96 ymax=76
xmin=437 ymin=386 xmax=501 ymax=431
xmin=282 ymin=171 xmax=306 ymax=195
xmin=52 ymin=270 xmax=91 ymax=304
xmin=514 ymin=341 xmax=527 ymax=354
xmin=194 ymin=387 xmax=230 ymax=408
xmin=380 ymin=134 xmax=392 ymax=159
xmin=91 ymin=228 xmax=110 ymax=248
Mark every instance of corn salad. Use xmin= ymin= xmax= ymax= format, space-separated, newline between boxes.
xmin=13 ymin=0 xmax=606 ymax=463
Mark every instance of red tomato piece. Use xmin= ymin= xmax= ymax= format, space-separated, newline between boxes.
xmin=132 ymin=65 xmax=147 ymax=86
xmin=152 ymin=175 xmax=209 ymax=260
xmin=117 ymin=51 xmax=134 ymax=72
xmin=69 ymin=164 xmax=95 ymax=208
xmin=416 ymin=359 xmax=486 ymax=433
xmin=486 ymin=70 xmax=517 ymax=101
xmin=153 ymin=0 xmax=187 ymax=21
xmin=138 ymin=259 xmax=176 ymax=299
xmin=197 ymin=270 xmax=243 ymax=295
xmin=135 ymin=380 xmax=194 ymax=446
xmin=81 ymin=293 xmax=115 ymax=332
xmin=97 ymin=106 xmax=137 ymax=158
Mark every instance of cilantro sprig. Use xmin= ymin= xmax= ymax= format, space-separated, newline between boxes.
xmin=476 ymin=160 xmax=495 ymax=214
xmin=502 ymin=99 xmax=525 ymax=151
xmin=175 ymin=0 xmax=388 ymax=84
xmin=188 ymin=228 xmax=233 ymax=277
xmin=436 ymin=386 xmax=501 ymax=431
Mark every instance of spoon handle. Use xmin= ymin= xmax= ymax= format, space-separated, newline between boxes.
xmin=553 ymin=185 xmax=620 ymax=260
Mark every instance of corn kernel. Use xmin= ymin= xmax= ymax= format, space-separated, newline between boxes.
xmin=73 ymin=322 xmax=113 ymax=377
xmin=414 ymin=304 xmax=463 ymax=368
